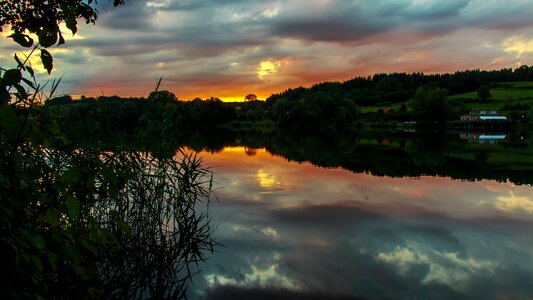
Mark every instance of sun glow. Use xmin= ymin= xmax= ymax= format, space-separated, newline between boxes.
xmin=496 ymin=191 xmax=533 ymax=213
xmin=257 ymin=169 xmax=279 ymax=188
xmin=257 ymin=60 xmax=280 ymax=79
xmin=502 ymin=36 xmax=533 ymax=56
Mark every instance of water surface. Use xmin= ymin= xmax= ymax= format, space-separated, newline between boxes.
xmin=192 ymin=146 xmax=533 ymax=299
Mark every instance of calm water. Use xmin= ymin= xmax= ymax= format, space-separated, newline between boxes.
xmin=191 ymin=146 xmax=533 ymax=299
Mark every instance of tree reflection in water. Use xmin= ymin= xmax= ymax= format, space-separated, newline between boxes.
xmin=47 ymin=147 xmax=216 ymax=299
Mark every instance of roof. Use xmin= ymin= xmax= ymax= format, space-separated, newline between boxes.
xmin=479 ymin=116 xmax=508 ymax=120
xmin=479 ymin=134 xmax=507 ymax=139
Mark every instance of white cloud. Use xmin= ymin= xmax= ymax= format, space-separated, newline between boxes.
xmin=496 ymin=191 xmax=533 ymax=213
xmin=204 ymin=253 xmax=298 ymax=289
xmin=502 ymin=36 xmax=533 ymax=57
xmin=377 ymin=245 xmax=495 ymax=289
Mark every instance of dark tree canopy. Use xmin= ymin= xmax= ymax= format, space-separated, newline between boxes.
xmin=245 ymin=94 xmax=258 ymax=101
xmin=0 ymin=0 xmax=125 ymax=41
xmin=409 ymin=87 xmax=450 ymax=121
xmin=1 ymin=0 xmax=125 ymax=74
xmin=477 ymin=85 xmax=492 ymax=101
xmin=148 ymin=90 xmax=177 ymax=103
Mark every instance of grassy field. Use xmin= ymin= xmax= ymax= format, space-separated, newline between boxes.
xmin=448 ymin=82 xmax=533 ymax=112
xmin=449 ymin=82 xmax=533 ymax=101
xmin=359 ymin=103 xmax=403 ymax=113
xmin=358 ymin=82 xmax=533 ymax=113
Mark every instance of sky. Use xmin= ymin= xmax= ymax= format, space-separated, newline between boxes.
xmin=2 ymin=0 xmax=533 ymax=101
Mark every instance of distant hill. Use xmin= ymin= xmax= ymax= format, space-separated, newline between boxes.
xmin=266 ymin=65 xmax=533 ymax=107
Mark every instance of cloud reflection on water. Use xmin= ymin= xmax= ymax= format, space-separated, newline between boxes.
xmin=194 ymin=147 xmax=533 ymax=299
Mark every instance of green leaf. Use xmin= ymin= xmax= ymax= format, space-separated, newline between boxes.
xmin=38 ymin=27 xmax=58 ymax=48
xmin=14 ymin=84 xmax=28 ymax=100
xmin=14 ymin=54 xmax=23 ymax=68
xmin=3 ymin=69 xmax=22 ymax=86
xmin=31 ymin=256 xmax=44 ymax=272
xmin=66 ymin=195 xmax=79 ymax=219
xmin=61 ymin=167 xmax=84 ymax=185
xmin=117 ymin=219 xmax=132 ymax=238
xmin=101 ymin=166 xmax=117 ymax=185
xmin=25 ymin=66 xmax=35 ymax=78
xmin=64 ymin=245 xmax=81 ymax=265
xmin=40 ymin=49 xmax=54 ymax=74
xmin=9 ymin=32 xmax=34 ymax=48
xmin=58 ymin=31 xmax=65 ymax=46
xmin=66 ymin=16 xmax=78 ymax=35
xmin=19 ymin=229 xmax=47 ymax=250
xmin=45 ymin=208 xmax=61 ymax=228
xmin=81 ymin=240 xmax=99 ymax=256
xmin=0 ymin=86 xmax=10 ymax=105
xmin=0 ymin=105 xmax=19 ymax=132
xmin=21 ymin=77 xmax=36 ymax=88
xmin=47 ymin=253 xmax=58 ymax=272
xmin=58 ymin=135 xmax=69 ymax=145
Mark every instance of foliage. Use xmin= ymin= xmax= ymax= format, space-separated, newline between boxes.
xmin=0 ymin=1 xmax=125 ymax=34
xmin=93 ymin=150 xmax=215 ymax=299
xmin=409 ymin=87 xmax=450 ymax=121
xmin=477 ymin=85 xmax=492 ymax=101
xmin=1 ymin=0 xmax=125 ymax=77
xmin=1 ymin=1 xmax=216 ymax=298
xmin=0 ymin=127 xmax=215 ymax=298
xmin=244 ymin=94 xmax=258 ymax=101
xmin=272 ymin=92 xmax=359 ymax=135
xmin=148 ymin=90 xmax=177 ymax=104
xmin=267 ymin=66 xmax=533 ymax=109
xmin=527 ymin=106 xmax=533 ymax=124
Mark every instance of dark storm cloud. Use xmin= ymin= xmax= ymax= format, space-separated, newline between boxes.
xmin=53 ymin=50 xmax=91 ymax=65
xmin=402 ymin=0 xmax=471 ymax=20
xmin=163 ymin=0 xmax=250 ymax=11
xmin=95 ymin=1 xmax=153 ymax=30
xmin=269 ymin=18 xmax=389 ymax=42
xmin=15 ymin=0 xmax=532 ymax=98
xmin=72 ymin=0 xmax=533 ymax=59
xmin=263 ymin=0 xmax=465 ymax=42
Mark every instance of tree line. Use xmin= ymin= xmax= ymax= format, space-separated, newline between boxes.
xmin=267 ymin=65 xmax=533 ymax=106
xmin=43 ymin=65 xmax=533 ymax=137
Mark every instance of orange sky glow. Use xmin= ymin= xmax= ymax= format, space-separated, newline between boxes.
xmin=1 ymin=0 xmax=533 ymax=101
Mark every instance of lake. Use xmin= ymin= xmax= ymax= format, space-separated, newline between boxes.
xmin=189 ymin=144 xmax=533 ymax=299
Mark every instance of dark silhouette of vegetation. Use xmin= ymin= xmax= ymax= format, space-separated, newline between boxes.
xmin=35 ymin=64 xmax=533 ymax=140
xmin=477 ymin=85 xmax=492 ymax=101
xmin=266 ymin=66 xmax=533 ymax=122
xmin=272 ymin=92 xmax=359 ymax=134
xmin=244 ymin=93 xmax=258 ymax=101
xmin=1 ymin=1 xmax=216 ymax=299
xmin=267 ymin=67 xmax=533 ymax=105
xmin=409 ymin=87 xmax=450 ymax=121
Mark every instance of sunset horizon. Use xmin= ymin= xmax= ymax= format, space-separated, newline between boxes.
xmin=2 ymin=0 xmax=532 ymax=101
xmin=2 ymin=1 xmax=533 ymax=299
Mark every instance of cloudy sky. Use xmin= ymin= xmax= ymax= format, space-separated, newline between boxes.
xmin=2 ymin=0 xmax=533 ymax=101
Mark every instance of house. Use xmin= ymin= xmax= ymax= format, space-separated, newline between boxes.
xmin=459 ymin=132 xmax=508 ymax=144
xmin=460 ymin=109 xmax=509 ymax=122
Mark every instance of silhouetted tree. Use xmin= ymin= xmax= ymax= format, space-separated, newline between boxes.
xmin=0 ymin=0 xmax=126 ymax=76
xmin=477 ymin=85 xmax=492 ymax=101
xmin=244 ymin=93 xmax=258 ymax=101
xmin=45 ymin=95 xmax=73 ymax=106
xmin=147 ymin=90 xmax=177 ymax=104
xmin=409 ymin=87 xmax=450 ymax=121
